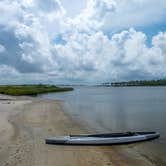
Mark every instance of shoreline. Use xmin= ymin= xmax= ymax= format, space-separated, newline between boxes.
xmin=0 ymin=94 xmax=158 ymax=166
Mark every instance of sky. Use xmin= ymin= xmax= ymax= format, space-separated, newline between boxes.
xmin=0 ymin=0 xmax=166 ymax=84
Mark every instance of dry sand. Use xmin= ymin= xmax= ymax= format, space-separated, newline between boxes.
xmin=0 ymin=95 xmax=158 ymax=166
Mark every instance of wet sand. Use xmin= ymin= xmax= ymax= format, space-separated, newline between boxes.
xmin=0 ymin=95 xmax=158 ymax=166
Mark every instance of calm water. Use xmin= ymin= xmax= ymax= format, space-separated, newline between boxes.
xmin=39 ymin=86 xmax=166 ymax=164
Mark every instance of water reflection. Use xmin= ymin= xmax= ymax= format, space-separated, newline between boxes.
xmin=39 ymin=86 xmax=166 ymax=134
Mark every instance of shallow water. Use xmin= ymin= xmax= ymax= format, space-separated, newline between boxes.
xmin=39 ymin=86 xmax=166 ymax=164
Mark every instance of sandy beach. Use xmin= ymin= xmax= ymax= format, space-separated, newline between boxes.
xmin=0 ymin=95 xmax=158 ymax=166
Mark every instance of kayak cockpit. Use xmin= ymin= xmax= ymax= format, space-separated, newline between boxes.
xmin=70 ymin=132 xmax=156 ymax=138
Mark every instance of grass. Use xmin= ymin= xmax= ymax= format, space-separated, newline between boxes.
xmin=0 ymin=84 xmax=73 ymax=96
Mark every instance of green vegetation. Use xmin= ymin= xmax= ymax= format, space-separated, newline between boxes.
xmin=0 ymin=84 xmax=73 ymax=96
xmin=111 ymin=79 xmax=166 ymax=87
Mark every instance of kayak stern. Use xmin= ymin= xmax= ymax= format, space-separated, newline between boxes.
xmin=46 ymin=136 xmax=69 ymax=144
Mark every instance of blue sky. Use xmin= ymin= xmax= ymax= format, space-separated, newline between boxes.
xmin=0 ymin=0 xmax=166 ymax=84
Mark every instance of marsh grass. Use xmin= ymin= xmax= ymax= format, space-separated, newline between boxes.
xmin=0 ymin=85 xmax=73 ymax=96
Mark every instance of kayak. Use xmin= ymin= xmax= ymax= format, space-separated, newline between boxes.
xmin=45 ymin=132 xmax=160 ymax=145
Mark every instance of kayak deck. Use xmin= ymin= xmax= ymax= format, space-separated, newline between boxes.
xmin=46 ymin=132 xmax=160 ymax=145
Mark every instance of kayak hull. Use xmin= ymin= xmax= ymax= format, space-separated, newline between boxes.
xmin=45 ymin=132 xmax=160 ymax=145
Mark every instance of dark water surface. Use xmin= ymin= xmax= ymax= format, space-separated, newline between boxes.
xmin=39 ymin=86 xmax=166 ymax=164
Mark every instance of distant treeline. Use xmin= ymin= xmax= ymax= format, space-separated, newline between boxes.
xmin=111 ymin=79 xmax=166 ymax=87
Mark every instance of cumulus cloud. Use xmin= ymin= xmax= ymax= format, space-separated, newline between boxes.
xmin=0 ymin=0 xmax=166 ymax=84
xmin=54 ymin=29 xmax=166 ymax=82
xmin=63 ymin=0 xmax=116 ymax=34
xmin=65 ymin=0 xmax=166 ymax=33
xmin=0 ymin=0 xmax=63 ymax=73
xmin=0 ymin=44 xmax=6 ymax=53
xmin=102 ymin=0 xmax=166 ymax=31
xmin=109 ymin=29 xmax=166 ymax=80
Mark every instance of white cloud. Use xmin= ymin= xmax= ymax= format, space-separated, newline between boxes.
xmin=0 ymin=65 xmax=20 ymax=84
xmin=64 ymin=0 xmax=116 ymax=34
xmin=0 ymin=0 xmax=166 ymax=84
xmin=0 ymin=44 xmax=6 ymax=53
xmin=53 ymin=29 xmax=166 ymax=82
xmin=61 ymin=0 xmax=87 ymax=17
xmin=64 ymin=0 xmax=166 ymax=34
xmin=102 ymin=0 xmax=166 ymax=31
xmin=0 ymin=0 xmax=63 ymax=73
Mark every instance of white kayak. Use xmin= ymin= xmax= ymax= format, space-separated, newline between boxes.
xmin=45 ymin=132 xmax=160 ymax=145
